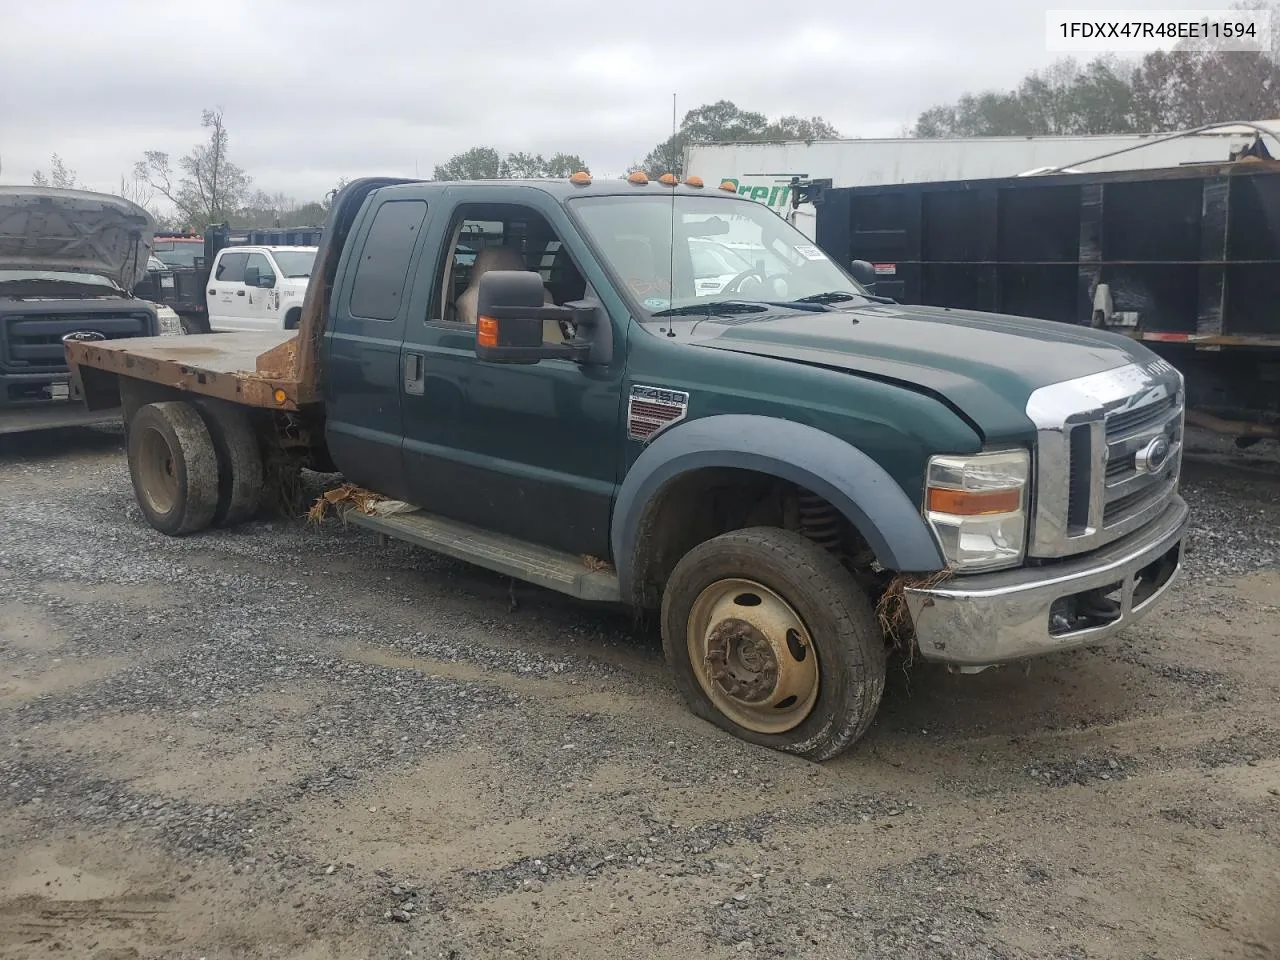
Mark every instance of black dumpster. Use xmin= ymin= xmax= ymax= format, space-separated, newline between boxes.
xmin=811 ymin=160 xmax=1280 ymax=433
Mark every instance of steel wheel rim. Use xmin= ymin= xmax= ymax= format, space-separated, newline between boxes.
xmin=137 ymin=427 xmax=179 ymax=516
xmin=686 ymin=577 xmax=820 ymax=734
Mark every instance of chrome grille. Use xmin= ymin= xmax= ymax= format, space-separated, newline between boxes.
xmin=1027 ymin=359 xmax=1184 ymax=559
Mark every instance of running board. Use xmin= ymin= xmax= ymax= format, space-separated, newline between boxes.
xmin=345 ymin=508 xmax=621 ymax=603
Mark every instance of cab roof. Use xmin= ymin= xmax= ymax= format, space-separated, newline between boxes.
xmin=379 ymin=178 xmax=748 ymax=202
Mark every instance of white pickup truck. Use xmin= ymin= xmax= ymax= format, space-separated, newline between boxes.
xmin=205 ymin=245 xmax=316 ymax=332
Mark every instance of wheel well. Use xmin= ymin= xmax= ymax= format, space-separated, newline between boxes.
xmin=284 ymin=307 xmax=302 ymax=329
xmin=629 ymin=467 xmax=881 ymax=610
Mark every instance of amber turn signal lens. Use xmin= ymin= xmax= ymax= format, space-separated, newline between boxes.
xmin=273 ymin=388 xmax=287 ymax=405
xmin=569 ymin=171 xmax=592 ymax=185
xmin=627 ymin=171 xmax=649 ymax=185
xmin=477 ymin=316 xmax=499 ymax=348
xmin=684 ymin=176 xmax=704 ymax=188
xmin=658 ymin=172 xmax=678 ymax=186
xmin=718 ymin=180 xmax=737 ymax=192
xmin=927 ymin=487 xmax=1021 ymax=516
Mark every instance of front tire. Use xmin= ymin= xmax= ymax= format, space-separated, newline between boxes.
xmin=660 ymin=527 xmax=887 ymax=761
xmin=126 ymin=401 xmax=219 ymax=536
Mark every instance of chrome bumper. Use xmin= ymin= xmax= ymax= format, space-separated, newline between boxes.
xmin=904 ymin=496 xmax=1189 ymax=668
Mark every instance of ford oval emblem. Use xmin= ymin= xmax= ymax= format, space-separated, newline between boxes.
xmin=1135 ymin=435 xmax=1172 ymax=475
xmin=61 ymin=330 xmax=106 ymax=343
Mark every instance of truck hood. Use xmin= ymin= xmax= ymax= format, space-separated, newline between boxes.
xmin=0 ymin=186 xmax=156 ymax=289
xmin=683 ymin=301 xmax=1147 ymax=440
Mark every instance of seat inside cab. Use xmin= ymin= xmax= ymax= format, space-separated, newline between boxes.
xmin=438 ymin=204 xmax=588 ymax=343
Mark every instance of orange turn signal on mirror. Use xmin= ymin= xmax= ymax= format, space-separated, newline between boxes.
xmin=927 ymin=487 xmax=1021 ymax=516
xmin=477 ymin=316 xmax=499 ymax=348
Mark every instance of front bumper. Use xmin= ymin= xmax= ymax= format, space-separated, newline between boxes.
xmin=904 ymin=496 xmax=1189 ymax=668
xmin=0 ymin=400 xmax=121 ymax=435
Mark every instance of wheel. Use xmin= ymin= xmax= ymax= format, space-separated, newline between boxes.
xmin=660 ymin=527 xmax=887 ymax=761
xmin=179 ymin=313 xmax=210 ymax=335
xmin=126 ymin=401 xmax=220 ymax=536
xmin=193 ymin=399 xmax=264 ymax=527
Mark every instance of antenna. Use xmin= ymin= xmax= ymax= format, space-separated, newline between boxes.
xmin=666 ymin=92 xmax=678 ymax=336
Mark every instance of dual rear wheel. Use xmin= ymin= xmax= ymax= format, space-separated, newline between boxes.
xmin=126 ymin=400 xmax=264 ymax=536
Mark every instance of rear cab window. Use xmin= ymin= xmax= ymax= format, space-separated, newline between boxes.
xmin=349 ymin=200 xmax=430 ymax=321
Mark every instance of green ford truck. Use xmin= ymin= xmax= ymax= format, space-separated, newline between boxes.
xmin=65 ymin=174 xmax=1189 ymax=760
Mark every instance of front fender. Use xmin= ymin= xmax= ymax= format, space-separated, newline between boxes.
xmin=610 ymin=413 xmax=945 ymax=598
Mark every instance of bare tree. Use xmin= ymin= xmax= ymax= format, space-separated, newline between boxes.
xmin=135 ymin=108 xmax=251 ymax=230
xmin=31 ymin=154 xmax=80 ymax=189
xmin=117 ymin=171 xmax=153 ymax=208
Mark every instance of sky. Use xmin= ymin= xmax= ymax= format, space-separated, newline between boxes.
xmin=0 ymin=0 xmax=1233 ymax=209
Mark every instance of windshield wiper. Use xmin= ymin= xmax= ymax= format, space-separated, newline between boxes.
xmin=650 ymin=300 xmax=771 ymax=318
xmin=791 ymin=290 xmax=896 ymax=306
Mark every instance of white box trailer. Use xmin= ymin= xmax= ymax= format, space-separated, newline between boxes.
xmin=684 ymin=121 xmax=1280 ymax=239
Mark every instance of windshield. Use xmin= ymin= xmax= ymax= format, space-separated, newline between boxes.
xmin=570 ymin=194 xmax=869 ymax=315
xmin=271 ymin=250 xmax=317 ymax=278
xmin=0 ymin=270 xmax=118 ymax=288
xmin=153 ymin=240 xmax=202 ymax=268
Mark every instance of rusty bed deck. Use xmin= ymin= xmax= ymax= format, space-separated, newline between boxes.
xmin=66 ymin=331 xmax=318 ymax=411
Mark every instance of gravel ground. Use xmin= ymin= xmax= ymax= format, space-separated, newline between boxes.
xmin=1 ymin=424 xmax=1278 ymax=960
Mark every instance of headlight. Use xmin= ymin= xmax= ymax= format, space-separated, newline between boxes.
xmin=925 ymin=449 xmax=1029 ymax=572
xmin=155 ymin=306 xmax=184 ymax=336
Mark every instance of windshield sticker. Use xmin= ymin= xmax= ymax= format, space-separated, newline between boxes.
xmin=642 ymin=297 xmax=670 ymax=310
xmin=794 ymin=244 xmax=827 ymax=261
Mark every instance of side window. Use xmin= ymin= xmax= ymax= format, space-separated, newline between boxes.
xmin=349 ymin=199 xmax=429 ymax=321
xmin=215 ymin=252 xmax=248 ymax=283
xmin=431 ymin=204 xmax=588 ymax=327
xmin=244 ymin=252 xmax=273 ymax=282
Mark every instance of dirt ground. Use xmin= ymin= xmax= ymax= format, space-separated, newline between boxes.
xmin=1 ymin=425 xmax=1278 ymax=960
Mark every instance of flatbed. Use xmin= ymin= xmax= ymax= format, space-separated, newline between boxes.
xmin=65 ymin=328 xmax=314 ymax=411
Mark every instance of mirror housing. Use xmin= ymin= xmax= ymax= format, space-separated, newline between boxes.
xmin=244 ymin=266 xmax=277 ymax=289
xmin=474 ymin=270 xmax=599 ymax=364
xmin=849 ymin=259 xmax=878 ymax=290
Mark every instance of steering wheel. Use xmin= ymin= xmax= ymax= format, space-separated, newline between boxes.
xmin=724 ymin=269 xmax=768 ymax=296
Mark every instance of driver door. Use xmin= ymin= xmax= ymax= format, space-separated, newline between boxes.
xmin=398 ymin=189 xmax=628 ymax=559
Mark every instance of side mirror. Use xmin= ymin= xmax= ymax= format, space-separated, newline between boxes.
xmin=475 ymin=270 xmax=596 ymax=364
xmin=259 ymin=273 xmax=277 ymax=289
xmin=849 ymin=259 xmax=878 ymax=290
xmin=243 ymin=266 xmax=260 ymax=287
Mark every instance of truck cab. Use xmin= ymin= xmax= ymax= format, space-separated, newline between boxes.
xmin=206 ymin=244 xmax=317 ymax=332
xmin=66 ymin=174 xmax=1190 ymax=761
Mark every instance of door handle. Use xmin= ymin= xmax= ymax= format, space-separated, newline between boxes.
xmin=208 ymin=289 xmax=216 ymax=295
xmin=237 ymin=290 xmax=246 ymax=297
xmin=404 ymin=352 xmax=424 ymax=396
